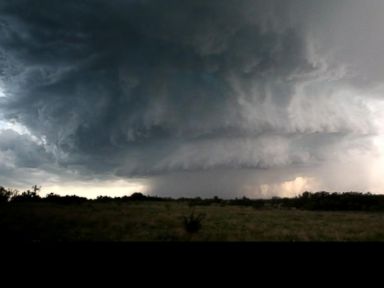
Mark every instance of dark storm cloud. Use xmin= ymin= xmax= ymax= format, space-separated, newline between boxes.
xmin=0 ymin=129 xmax=52 ymax=167
xmin=0 ymin=0 xmax=382 ymax=196
xmin=0 ymin=129 xmax=58 ymax=187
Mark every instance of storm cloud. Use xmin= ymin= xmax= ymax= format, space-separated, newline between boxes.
xmin=1 ymin=0 xmax=384 ymax=197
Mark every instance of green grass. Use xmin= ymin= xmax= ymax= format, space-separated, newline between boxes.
xmin=1 ymin=201 xmax=384 ymax=241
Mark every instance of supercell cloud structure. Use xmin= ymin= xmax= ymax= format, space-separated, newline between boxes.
xmin=1 ymin=0 xmax=384 ymax=198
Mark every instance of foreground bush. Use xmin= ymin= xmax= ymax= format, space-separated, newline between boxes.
xmin=183 ymin=212 xmax=206 ymax=234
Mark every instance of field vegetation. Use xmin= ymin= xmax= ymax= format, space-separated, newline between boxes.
xmin=1 ymin=186 xmax=384 ymax=241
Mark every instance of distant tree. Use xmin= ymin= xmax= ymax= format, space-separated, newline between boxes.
xmin=301 ymin=191 xmax=311 ymax=199
xmin=129 ymin=192 xmax=147 ymax=201
xmin=32 ymin=185 xmax=41 ymax=194
xmin=0 ymin=186 xmax=13 ymax=203
xmin=12 ymin=185 xmax=41 ymax=202
xmin=96 ymin=195 xmax=113 ymax=202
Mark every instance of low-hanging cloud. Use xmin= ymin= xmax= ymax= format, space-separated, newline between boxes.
xmin=0 ymin=0 xmax=384 ymax=197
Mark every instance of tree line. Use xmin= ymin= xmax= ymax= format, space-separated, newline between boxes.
xmin=1 ymin=185 xmax=384 ymax=211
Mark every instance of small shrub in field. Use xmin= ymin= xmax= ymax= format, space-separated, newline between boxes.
xmin=183 ymin=212 xmax=205 ymax=233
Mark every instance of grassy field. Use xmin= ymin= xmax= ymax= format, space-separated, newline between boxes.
xmin=2 ymin=201 xmax=384 ymax=241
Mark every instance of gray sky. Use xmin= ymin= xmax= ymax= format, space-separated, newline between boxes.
xmin=1 ymin=0 xmax=384 ymax=198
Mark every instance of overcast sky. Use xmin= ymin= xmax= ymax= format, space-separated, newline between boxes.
xmin=1 ymin=0 xmax=384 ymax=198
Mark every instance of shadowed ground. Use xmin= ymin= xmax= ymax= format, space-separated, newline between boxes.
xmin=1 ymin=201 xmax=384 ymax=241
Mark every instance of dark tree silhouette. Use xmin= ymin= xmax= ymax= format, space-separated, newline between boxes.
xmin=12 ymin=185 xmax=42 ymax=202
xmin=0 ymin=186 xmax=13 ymax=203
